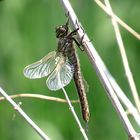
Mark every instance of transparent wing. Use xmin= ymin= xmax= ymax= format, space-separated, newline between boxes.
xmin=23 ymin=51 xmax=59 ymax=79
xmin=46 ymin=57 xmax=74 ymax=90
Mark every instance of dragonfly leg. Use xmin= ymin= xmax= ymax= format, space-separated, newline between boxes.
xmin=75 ymin=18 xmax=84 ymax=32
xmin=68 ymin=28 xmax=79 ymax=36
xmin=65 ymin=12 xmax=70 ymax=27
xmin=72 ymin=37 xmax=84 ymax=51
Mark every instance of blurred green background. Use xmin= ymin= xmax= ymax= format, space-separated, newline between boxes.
xmin=0 ymin=0 xmax=140 ymax=140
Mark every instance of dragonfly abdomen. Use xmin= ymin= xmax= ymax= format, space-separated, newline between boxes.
xmin=74 ymin=68 xmax=90 ymax=122
xmin=69 ymin=51 xmax=90 ymax=122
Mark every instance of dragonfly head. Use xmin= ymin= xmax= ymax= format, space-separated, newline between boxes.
xmin=55 ymin=24 xmax=69 ymax=38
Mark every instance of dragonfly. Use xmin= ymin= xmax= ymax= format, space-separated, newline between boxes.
xmin=23 ymin=17 xmax=90 ymax=122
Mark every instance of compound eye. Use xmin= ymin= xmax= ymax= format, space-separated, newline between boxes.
xmin=56 ymin=25 xmax=68 ymax=38
xmin=60 ymin=28 xmax=66 ymax=33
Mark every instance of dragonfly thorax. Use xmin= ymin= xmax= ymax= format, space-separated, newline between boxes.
xmin=57 ymin=37 xmax=74 ymax=57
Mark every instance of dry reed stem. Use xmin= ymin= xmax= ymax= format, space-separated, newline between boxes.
xmin=0 ymin=87 xmax=51 ymax=140
xmin=104 ymin=0 xmax=140 ymax=116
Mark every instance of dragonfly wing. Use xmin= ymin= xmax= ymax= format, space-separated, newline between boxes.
xmin=46 ymin=57 xmax=74 ymax=90
xmin=23 ymin=51 xmax=59 ymax=79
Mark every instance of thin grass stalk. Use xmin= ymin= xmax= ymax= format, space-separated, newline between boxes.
xmin=62 ymin=88 xmax=88 ymax=140
xmin=94 ymin=0 xmax=140 ymax=40
xmin=0 ymin=93 xmax=79 ymax=103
